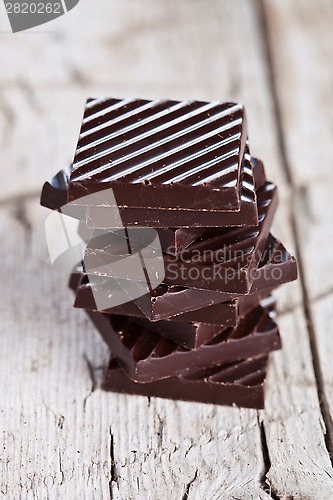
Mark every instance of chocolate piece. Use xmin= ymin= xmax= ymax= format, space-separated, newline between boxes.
xmin=162 ymin=157 xmax=265 ymax=243
xmin=251 ymin=234 xmax=298 ymax=293
xmin=129 ymin=291 xmax=269 ymax=349
xmin=250 ymin=156 xmax=266 ymax=191
xmin=85 ymin=158 xmax=258 ymax=228
xmin=129 ymin=317 xmax=230 ymax=350
xmin=129 ymin=291 xmax=273 ymax=349
xmin=161 ymin=182 xmax=277 ymax=290
xmin=68 ymin=99 xmax=247 ymax=211
xmin=84 ymin=182 xmax=277 ymax=293
xmin=73 ymin=236 xmax=297 ymax=324
xmin=70 ymin=276 xmax=273 ymax=350
xmin=41 ymin=154 xmax=264 ymax=230
xmin=40 ymin=165 xmax=70 ymax=210
xmin=84 ymin=305 xmax=281 ymax=382
xmin=151 ymin=227 xmax=207 ymax=256
xmin=84 ymin=156 xmax=267 ymax=256
xmin=103 ymin=354 xmax=268 ymax=408
xmin=74 ymin=275 xmax=230 ymax=320
xmin=68 ymin=268 xmax=83 ymax=295
xmin=148 ymin=289 xmax=271 ymax=325
xmin=76 ymin=223 xmax=204 ymax=258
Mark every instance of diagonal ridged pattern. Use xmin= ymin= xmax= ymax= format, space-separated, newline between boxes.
xmin=84 ymin=155 xmax=259 ymax=227
xmin=86 ymin=305 xmax=281 ymax=382
xmin=83 ymin=180 xmax=277 ymax=292
xmin=176 ymin=181 xmax=276 ymax=265
xmin=183 ymin=354 xmax=268 ymax=384
xmin=68 ymin=98 xmax=248 ymax=210
xmin=71 ymin=233 xmax=297 ymax=332
xmin=103 ymin=354 xmax=268 ymax=408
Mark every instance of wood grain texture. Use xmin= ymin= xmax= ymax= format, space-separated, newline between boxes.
xmin=260 ymin=309 xmax=333 ymax=499
xmin=0 ymin=0 xmax=285 ymax=201
xmin=0 ymin=201 xmax=273 ymax=499
xmin=263 ymin=2 xmax=333 ymax=497
xmin=0 ymin=202 xmax=112 ymax=499
xmin=290 ymin=182 xmax=333 ymax=301
xmin=263 ymin=0 xmax=333 ymax=186
xmin=263 ymin=0 xmax=333 ymax=299
xmin=0 ymin=0 xmax=332 ymax=498
xmin=313 ymin=295 xmax=333 ymax=418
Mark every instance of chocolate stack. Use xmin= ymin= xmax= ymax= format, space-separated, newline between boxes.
xmin=41 ymin=98 xmax=297 ymax=409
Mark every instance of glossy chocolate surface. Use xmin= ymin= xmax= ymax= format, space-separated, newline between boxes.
xmin=86 ymin=158 xmax=258 ymax=227
xmin=84 ymin=305 xmax=280 ymax=383
xmin=68 ymin=99 xmax=247 ymax=211
xmin=84 ymin=182 xmax=277 ymax=293
xmin=72 ymin=236 xmax=297 ymax=327
xmin=103 ymin=354 xmax=268 ymax=408
xmin=41 ymin=155 xmax=264 ymax=229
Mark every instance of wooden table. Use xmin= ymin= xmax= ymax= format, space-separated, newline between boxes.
xmin=1 ymin=1 xmax=333 ymax=498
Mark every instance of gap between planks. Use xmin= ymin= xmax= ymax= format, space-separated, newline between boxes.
xmin=259 ymin=0 xmax=333 ymax=464
xmin=0 ymin=191 xmax=278 ymax=499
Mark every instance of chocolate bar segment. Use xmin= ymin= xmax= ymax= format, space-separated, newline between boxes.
xmin=157 ymin=153 xmax=266 ymax=250
xmin=40 ymin=165 xmax=70 ymax=210
xmin=74 ymin=274 xmax=233 ymax=321
xmin=84 ymin=305 xmax=281 ymax=382
xmin=161 ymin=182 xmax=277 ymax=290
xmin=82 ymin=155 xmax=267 ymax=255
xmin=71 ymin=274 xmax=276 ymax=350
xmin=41 ymin=155 xmax=263 ymax=229
xmin=129 ymin=292 xmax=274 ymax=349
xmin=251 ymin=234 xmax=298 ymax=293
xmin=86 ymin=158 xmax=258 ymax=227
xmin=127 ymin=302 xmax=248 ymax=350
xmin=77 ymin=223 xmax=206 ymax=258
xmin=84 ymin=181 xmax=277 ymax=293
xmin=42 ymin=165 xmax=258 ymax=227
xmin=103 ymin=354 xmax=268 ymax=409
xmin=68 ymin=99 xmax=247 ymax=211
xmin=130 ymin=316 xmax=231 ymax=350
xmin=73 ymin=236 xmax=297 ymax=326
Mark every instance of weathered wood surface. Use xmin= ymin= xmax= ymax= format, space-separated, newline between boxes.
xmin=0 ymin=0 xmax=332 ymax=498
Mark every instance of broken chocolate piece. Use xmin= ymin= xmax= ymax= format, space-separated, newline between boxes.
xmin=72 ymin=236 xmax=297 ymax=328
xmin=154 ymin=154 xmax=266 ymax=253
xmin=84 ymin=305 xmax=280 ymax=383
xmin=129 ymin=291 xmax=273 ymax=349
xmin=103 ymin=354 xmax=268 ymax=408
xmin=84 ymin=182 xmax=277 ymax=293
xmin=86 ymin=158 xmax=258 ymax=227
xmin=41 ymin=155 xmax=264 ymax=229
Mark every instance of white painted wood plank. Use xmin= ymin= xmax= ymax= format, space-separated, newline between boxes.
xmin=0 ymin=86 xmax=110 ymax=203
xmin=263 ymin=0 xmax=333 ymax=186
xmin=0 ymin=201 xmax=112 ymax=499
xmin=271 ymin=195 xmax=302 ymax=313
xmin=260 ymin=308 xmax=333 ymax=499
xmin=313 ymin=295 xmax=333 ymax=417
xmin=263 ymin=2 xmax=333 ymax=497
xmin=109 ymin=399 xmax=271 ymax=500
xmin=263 ymin=1 xmax=333 ymax=296
xmin=293 ymin=182 xmax=333 ymax=301
xmin=0 ymin=0 xmax=286 ymax=201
